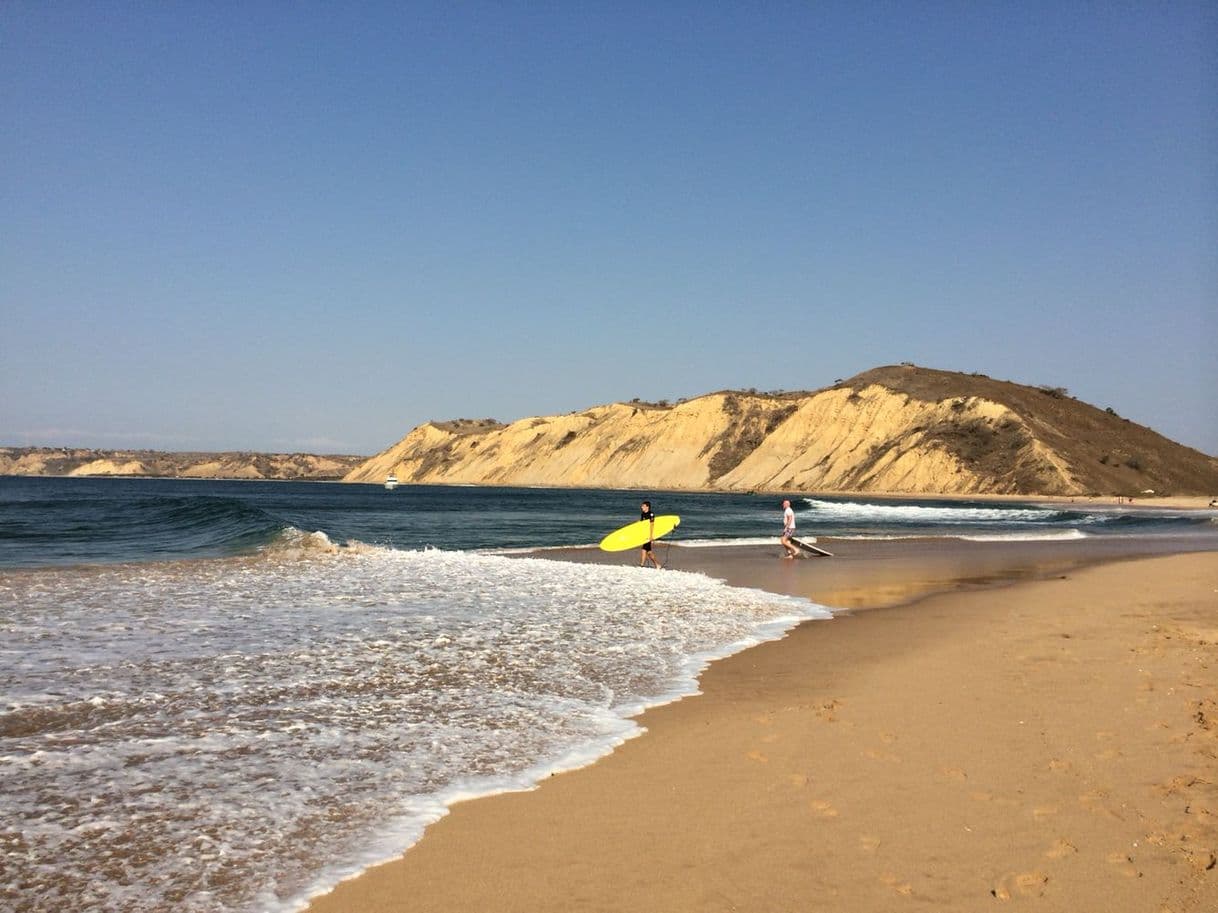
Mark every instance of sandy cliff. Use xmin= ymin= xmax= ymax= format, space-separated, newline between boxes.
xmin=347 ymin=366 xmax=1218 ymax=496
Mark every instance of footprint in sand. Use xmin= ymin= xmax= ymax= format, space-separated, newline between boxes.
xmin=863 ymin=747 xmax=901 ymax=763
xmin=940 ymin=766 xmax=968 ymax=782
xmin=1032 ymin=805 xmax=1059 ymax=821
xmin=1078 ymin=789 xmax=1121 ymax=819
xmin=1047 ymin=758 xmax=1072 ymax=772
xmin=879 ymin=731 xmax=897 ymax=744
xmin=816 ymin=699 xmax=843 ymax=723
xmin=1045 ymin=838 xmax=1077 ymax=859
xmin=1156 ymin=774 xmax=1207 ymax=796
xmin=1193 ymin=699 xmax=1217 ymax=733
xmin=859 ymin=835 xmax=881 ymax=853
xmin=990 ymin=871 xmax=1048 ymax=900
xmin=879 ymin=873 xmax=914 ymax=896
xmin=746 ymin=749 xmax=768 ymax=763
xmin=1185 ymin=849 xmax=1218 ymax=873
xmin=1142 ymin=830 xmax=1170 ymax=849
xmin=809 ymin=799 xmax=839 ymax=818
xmin=788 ymin=773 xmax=809 ymax=788
xmin=1106 ymin=852 xmax=1140 ymax=878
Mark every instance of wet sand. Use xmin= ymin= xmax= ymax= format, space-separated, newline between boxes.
xmin=547 ymin=533 xmax=1218 ymax=611
xmin=307 ymin=541 xmax=1218 ymax=912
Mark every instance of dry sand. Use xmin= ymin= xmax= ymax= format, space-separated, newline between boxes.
xmin=307 ymin=547 xmax=1217 ymax=912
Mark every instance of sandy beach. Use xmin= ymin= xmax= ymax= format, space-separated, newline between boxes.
xmin=307 ymin=542 xmax=1218 ymax=912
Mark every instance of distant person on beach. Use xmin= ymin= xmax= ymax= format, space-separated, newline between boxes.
xmin=781 ymin=499 xmax=800 ymax=559
xmin=640 ymin=500 xmax=662 ymax=569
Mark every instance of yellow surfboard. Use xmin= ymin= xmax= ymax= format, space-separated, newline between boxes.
xmin=598 ymin=515 xmax=681 ymax=552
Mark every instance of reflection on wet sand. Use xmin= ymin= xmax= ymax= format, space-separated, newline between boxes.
xmin=537 ymin=534 xmax=1218 ymax=613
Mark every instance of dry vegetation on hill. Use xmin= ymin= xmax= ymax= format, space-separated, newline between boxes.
xmin=849 ymin=366 xmax=1218 ymax=495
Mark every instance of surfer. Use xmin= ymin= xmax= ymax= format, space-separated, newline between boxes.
xmin=781 ymin=499 xmax=800 ymax=559
xmin=640 ymin=500 xmax=662 ymax=569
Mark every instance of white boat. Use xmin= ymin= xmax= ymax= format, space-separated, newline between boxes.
xmin=384 ymin=474 xmax=399 ymax=490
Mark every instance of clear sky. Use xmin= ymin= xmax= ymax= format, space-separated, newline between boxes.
xmin=3 ymin=2 xmax=1215 ymax=456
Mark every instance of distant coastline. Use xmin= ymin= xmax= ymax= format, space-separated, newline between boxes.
xmin=9 ymin=367 xmax=1218 ymax=496
xmin=5 ymin=457 xmax=1213 ymax=511
xmin=0 ymin=447 xmax=366 ymax=482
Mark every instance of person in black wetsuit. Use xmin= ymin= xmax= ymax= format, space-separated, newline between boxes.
xmin=639 ymin=500 xmax=661 ymax=569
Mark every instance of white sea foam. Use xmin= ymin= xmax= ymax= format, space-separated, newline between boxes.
xmin=801 ymin=498 xmax=1066 ymax=524
xmin=816 ymin=529 xmax=1090 ymax=542
xmin=958 ymin=529 xmax=1088 ymax=542
xmin=0 ymin=545 xmax=830 ymax=913
xmin=672 ymin=537 xmax=779 ymax=548
xmin=481 ymin=542 xmax=601 ymax=555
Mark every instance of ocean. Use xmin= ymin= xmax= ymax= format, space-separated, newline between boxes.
xmin=2 ymin=477 xmax=1214 ymax=913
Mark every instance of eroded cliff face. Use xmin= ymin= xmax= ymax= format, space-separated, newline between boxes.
xmin=348 ymin=366 xmax=1218 ymax=496
xmin=717 ymin=386 xmax=1074 ymax=493
xmin=348 ymin=386 xmax=1074 ymax=494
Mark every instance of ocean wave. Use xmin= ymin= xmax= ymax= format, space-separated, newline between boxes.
xmin=819 ymin=530 xmax=1090 ymax=542
xmin=958 ymin=529 xmax=1088 ymax=542
xmin=257 ymin=527 xmax=368 ymax=557
xmin=801 ymin=498 xmax=1070 ymax=524
xmin=0 ymin=493 xmax=289 ymax=567
xmin=798 ymin=498 xmax=1217 ymax=535
xmin=1076 ymin=511 xmax=1213 ymax=529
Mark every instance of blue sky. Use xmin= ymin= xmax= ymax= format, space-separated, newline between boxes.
xmin=3 ymin=2 xmax=1215 ymax=456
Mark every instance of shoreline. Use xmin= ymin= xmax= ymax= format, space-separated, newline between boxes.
xmin=306 ymin=540 xmax=1218 ymax=912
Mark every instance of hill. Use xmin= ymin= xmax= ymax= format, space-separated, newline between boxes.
xmin=344 ymin=365 xmax=1218 ymax=497
xmin=0 ymin=448 xmax=365 ymax=481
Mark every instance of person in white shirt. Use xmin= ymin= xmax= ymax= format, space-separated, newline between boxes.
xmin=781 ymin=499 xmax=800 ymax=559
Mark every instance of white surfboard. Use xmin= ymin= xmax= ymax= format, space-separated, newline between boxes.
xmin=791 ymin=536 xmax=833 ymax=557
